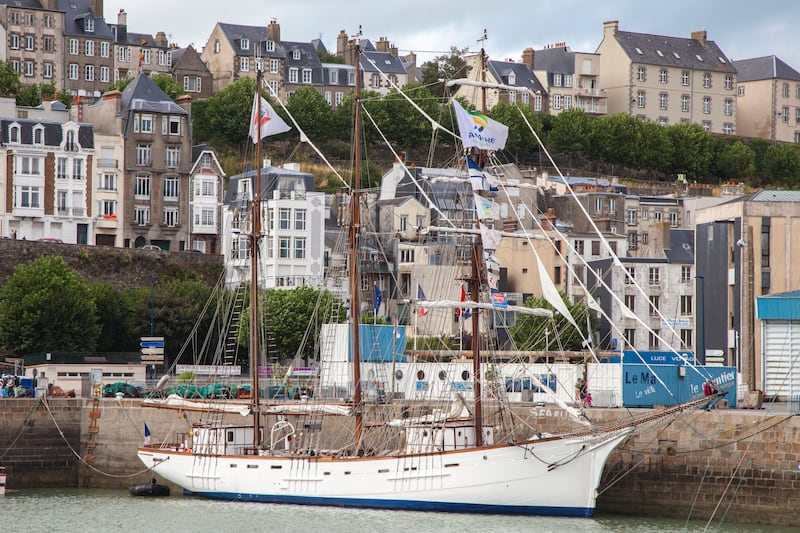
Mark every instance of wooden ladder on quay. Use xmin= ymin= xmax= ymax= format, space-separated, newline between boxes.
xmin=81 ymin=397 xmax=101 ymax=487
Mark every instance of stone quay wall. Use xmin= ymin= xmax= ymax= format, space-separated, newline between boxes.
xmin=1 ymin=398 xmax=799 ymax=527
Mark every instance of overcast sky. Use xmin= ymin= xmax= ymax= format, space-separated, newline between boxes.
xmin=104 ymin=0 xmax=800 ymax=69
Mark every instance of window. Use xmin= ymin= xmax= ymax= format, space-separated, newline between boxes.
xmin=724 ymin=98 xmax=732 ymax=116
xmin=240 ymin=38 xmax=250 ymax=50
xmin=279 ymin=208 xmax=291 ymax=229
xmin=163 ymin=176 xmax=179 ymax=200
xmin=183 ymin=76 xmax=201 ymax=92
xmin=552 ymin=94 xmax=562 ymax=109
xmin=136 ymin=144 xmax=151 ymax=166
xmin=24 ymin=35 xmax=33 ymax=51
xmin=165 ymin=146 xmax=180 ymax=168
xmin=136 ymin=114 xmax=153 ymax=133
xmin=142 ymin=49 xmax=151 ymax=64
xmin=627 ymin=209 xmax=637 ymax=225
xmin=335 ymin=91 xmax=343 ymax=106
xmin=270 ymin=59 xmax=279 ymax=74
xmin=279 ymin=237 xmax=290 ymax=258
xmin=591 ymin=240 xmax=600 ymax=256
xmin=669 ymin=212 xmax=678 ymax=227
xmin=43 ymin=62 xmax=53 ymax=79
xmin=574 ymin=239 xmax=584 ymax=256
xmin=134 ymin=206 xmax=150 ymax=225
xmin=43 ymin=35 xmax=54 ymax=53
xmin=289 ymin=68 xmax=298 ymax=83
xmin=85 ymin=40 xmax=94 ymax=56
xmin=69 ymin=63 xmax=79 ymax=80
xmin=649 ymin=295 xmax=660 ymax=316
xmin=10 ymin=34 xmax=19 ymax=50
xmin=534 ymin=94 xmax=542 ymax=111
xmin=85 ymin=65 xmax=94 ymax=81
xmin=370 ymin=73 xmax=380 ymax=88
xmin=680 ymin=329 xmax=693 ymax=348
xmin=659 ymin=69 xmax=668 ymax=83
xmin=702 ymin=96 xmax=711 ymax=114
xmin=72 ymin=159 xmax=84 ymax=179
xmin=628 ymin=231 xmax=638 ymax=249
xmin=24 ymin=61 xmax=33 ymax=77
xmin=99 ymin=173 xmax=116 ymax=191
xmin=33 ymin=126 xmax=43 ymax=145
xmin=701 ymin=120 xmax=711 ymax=132
xmin=659 ymin=92 xmax=668 ymax=110
xmin=269 ymin=80 xmax=279 ymax=98
xmin=57 ymin=157 xmax=68 ymax=179
xmin=324 ymin=91 xmax=332 ymax=105
xmin=563 ymin=95 xmax=571 ymax=109
xmin=16 ymin=185 xmax=40 ymax=208
xmin=195 ymin=208 xmax=215 ymax=226
xmin=240 ymin=57 xmax=249 ymax=72
xmin=8 ymin=124 xmax=19 ymax=143
xmin=703 ymin=73 xmax=711 ymax=88
xmin=100 ymin=66 xmax=109 ymax=83
xmin=649 ymin=267 xmax=660 ymax=285
xmin=724 ymin=75 xmax=733 ymax=90
xmin=782 ymin=106 xmax=789 ymax=123
xmin=69 ymin=38 xmax=78 ymax=55
xmin=84 ymin=17 xmax=94 ymax=32
xmin=680 ymin=295 xmax=693 ymax=315
xmin=637 ymin=91 xmax=645 ymax=108
xmin=553 ymin=73 xmax=562 ymax=87
xmin=564 ymin=74 xmax=573 ymax=88
xmin=266 ymin=40 xmax=275 ymax=52
xmin=18 ymin=156 xmax=41 ymax=175
xmin=681 ymin=71 xmax=689 ymax=86
xmin=302 ymin=69 xmax=312 ymax=84
xmin=295 ymin=209 xmax=306 ymax=230
xmin=649 ymin=330 xmax=660 ymax=350
xmin=100 ymin=41 xmax=109 ymax=57
xmin=163 ymin=207 xmax=179 ymax=227
xmin=783 ymin=83 xmax=790 ymax=97
xmin=624 ymin=329 xmax=635 ymax=347
xmin=294 ymin=237 xmax=306 ymax=259
xmin=636 ymin=66 xmax=646 ymax=82
xmin=681 ymin=266 xmax=692 ymax=283
xmin=44 ymin=15 xmax=53 ymax=27
xmin=135 ymin=174 xmax=151 ymax=198
xmin=624 ymin=294 xmax=635 ymax=313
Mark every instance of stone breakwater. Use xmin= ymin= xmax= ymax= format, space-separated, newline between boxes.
xmin=1 ymin=398 xmax=798 ymax=527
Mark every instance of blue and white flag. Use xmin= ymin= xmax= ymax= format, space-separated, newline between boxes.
xmin=453 ymin=100 xmax=508 ymax=151
xmin=473 ymin=194 xmax=495 ymax=221
xmin=373 ymin=285 xmax=382 ymax=315
xmin=467 ymin=157 xmax=499 ymax=192
xmin=144 ymin=422 xmax=151 ymax=445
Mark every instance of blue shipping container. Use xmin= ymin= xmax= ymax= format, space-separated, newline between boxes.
xmin=622 ymin=364 xmax=737 ymax=408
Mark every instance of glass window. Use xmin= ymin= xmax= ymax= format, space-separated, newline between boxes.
xmin=163 ymin=176 xmax=179 ymax=200
xmin=135 ymin=174 xmax=151 ymax=198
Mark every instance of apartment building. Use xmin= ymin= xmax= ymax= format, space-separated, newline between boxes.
xmin=171 ymin=45 xmax=213 ymax=100
xmin=455 ymin=52 xmax=547 ymax=112
xmin=734 ymin=55 xmax=800 ymax=143
xmin=531 ymin=44 xmax=607 ymax=115
xmin=188 ymin=144 xmax=224 ymax=254
xmin=0 ymin=1 xmax=65 ymax=88
xmin=61 ymin=0 xmax=114 ymax=97
xmin=81 ymin=73 xmax=192 ymax=250
xmin=109 ymin=9 xmax=171 ymax=82
xmin=596 ymin=20 xmax=737 ymax=134
xmin=0 ymin=97 xmax=94 ymax=242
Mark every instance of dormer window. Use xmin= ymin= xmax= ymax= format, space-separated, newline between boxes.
xmin=508 ymin=72 xmax=516 ymax=85
xmin=84 ymin=17 xmax=94 ymax=32
xmin=266 ymin=40 xmax=275 ymax=52
xmin=33 ymin=125 xmax=44 ymax=145
xmin=8 ymin=124 xmax=20 ymax=143
xmin=64 ymin=129 xmax=79 ymax=152
xmin=292 ymin=49 xmax=300 ymax=60
xmin=241 ymin=38 xmax=250 ymax=50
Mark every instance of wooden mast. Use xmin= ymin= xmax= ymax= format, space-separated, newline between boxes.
xmin=249 ymin=68 xmax=263 ymax=448
xmin=349 ymin=33 xmax=364 ymax=453
xmin=471 ymin=30 xmax=489 ymax=447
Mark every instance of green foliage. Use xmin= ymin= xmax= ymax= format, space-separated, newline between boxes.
xmin=369 ymin=83 xmax=438 ymax=148
xmin=712 ymin=138 xmax=754 ymax=181
xmin=664 ymin=122 xmax=713 ymax=181
xmin=509 ymin=293 xmax=594 ymax=352
xmin=90 ymin=282 xmax=138 ymax=352
xmin=285 ymin=86 xmax=332 ymax=142
xmin=0 ymin=256 xmax=100 ymax=353
xmin=192 ymin=77 xmax=256 ymax=148
xmin=762 ymin=143 xmax=800 ymax=188
xmin=548 ymin=108 xmax=595 ymax=155
xmin=56 ymin=88 xmax=72 ymax=108
xmin=420 ymin=47 xmax=469 ymax=97
xmin=488 ymin=101 xmax=542 ymax=155
xmin=317 ymin=50 xmax=343 ymax=64
xmin=107 ymin=76 xmax=134 ymax=93
xmin=150 ymin=73 xmax=187 ymax=100
xmin=0 ymin=60 xmax=20 ymax=96
xmin=176 ymin=371 xmax=196 ymax=383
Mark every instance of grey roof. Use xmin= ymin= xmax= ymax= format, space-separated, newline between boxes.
xmin=361 ymin=51 xmax=407 ymax=75
xmin=60 ymin=0 xmax=114 ymax=39
xmin=733 ymin=56 xmax=800 ymax=82
xmin=488 ymin=59 xmax=547 ymax=94
xmin=120 ymin=73 xmax=188 ymax=115
xmin=613 ymin=30 xmax=735 ymax=73
xmin=217 ymin=22 xmax=284 ymax=59
xmin=531 ymin=47 xmax=576 ymax=74
xmin=224 ymin=166 xmax=316 ymax=205
xmin=750 ymin=190 xmax=800 ymax=202
xmin=284 ymin=41 xmax=324 ymax=84
xmin=0 ymin=0 xmax=42 ymax=8
xmin=663 ymin=229 xmax=694 ymax=264
xmin=0 ymin=118 xmax=94 ymax=149
xmin=170 ymin=47 xmax=187 ymax=63
xmin=322 ymin=63 xmax=355 ymax=87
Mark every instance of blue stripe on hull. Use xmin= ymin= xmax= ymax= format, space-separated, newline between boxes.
xmin=182 ymin=490 xmax=594 ymax=518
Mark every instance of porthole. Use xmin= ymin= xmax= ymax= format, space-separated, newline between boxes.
xmin=395 ymin=369 xmax=403 ymax=380
xmin=438 ymin=370 xmax=447 ymax=380
xmin=417 ymin=370 xmax=425 ymax=380
xmin=461 ymin=370 xmax=470 ymax=381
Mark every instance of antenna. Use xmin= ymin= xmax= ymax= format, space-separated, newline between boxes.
xmin=477 ymin=29 xmax=488 ymax=49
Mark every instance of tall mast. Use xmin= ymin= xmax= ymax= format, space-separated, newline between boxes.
xmin=249 ymin=68 xmax=263 ymax=447
xmin=471 ymin=30 xmax=489 ymax=447
xmin=349 ymin=32 xmax=364 ymax=453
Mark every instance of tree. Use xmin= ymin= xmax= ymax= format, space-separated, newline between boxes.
xmin=91 ymin=282 xmax=138 ymax=352
xmin=487 ymin=101 xmax=542 ymax=156
xmin=0 ymin=256 xmax=100 ymax=354
xmin=106 ymin=76 xmax=134 ymax=93
xmin=547 ymin=108 xmax=594 ymax=156
xmin=0 ymin=60 xmax=20 ymax=96
xmin=762 ymin=143 xmax=800 ymax=187
xmin=151 ymin=73 xmax=187 ymax=100
xmin=509 ymin=293 xmax=594 ymax=352
xmin=420 ymin=47 xmax=469 ymax=97
xmin=284 ymin=86 xmax=332 ymax=142
xmin=191 ymin=77 xmax=256 ymax=148
xmin=369 ymin=83 xmax=438 ymax=149
xmin=317 ymin=50 xmax=343 ymax=64
xmin=712 ymin=138 xmax=754 ymax=181
xmin=664 ymin=122 xmax=713 ymax=181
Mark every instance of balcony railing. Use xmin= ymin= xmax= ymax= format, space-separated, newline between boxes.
xmin=98 ymin=158 xmax=118 ymax=168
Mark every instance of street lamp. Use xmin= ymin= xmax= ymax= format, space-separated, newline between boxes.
xmin=150 ymin=275 xmax=158 ymax=337
xmin=695 ymin=275 xmax=705 ymax=365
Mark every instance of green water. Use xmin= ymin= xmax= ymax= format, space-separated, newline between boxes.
xmin=1 ymin=488 xmax=793 ymax=533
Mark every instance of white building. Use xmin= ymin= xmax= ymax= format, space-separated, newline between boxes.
xmin=223 ymin=163 xmax=325 ymax=288
xmin=188 ymin=145 xmax=225 ymax=254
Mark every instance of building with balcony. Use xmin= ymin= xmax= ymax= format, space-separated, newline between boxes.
xmin=733 ymin=55 xmax=800 ymax=143
xmin=81 ymin=73 xmax=192 ymax=250
xmin=455 ymin=51 xmax=548 ymax=112
xmin=531 ymin=44 xmax=607 ymax=115
xmin=188 ymin=144 xmax=224 ymax=254
xmin=0 ymin=97 xmax=94 ymax=242
xmin=596 ymin=20 xmax=737 ymax=133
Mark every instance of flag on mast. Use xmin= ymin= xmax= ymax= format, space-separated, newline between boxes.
xmin=452 ymin=100 xmax=508 ymax=151
xmin=417 ymin=285 xmax=428 ymax=317
xmin=249 ymin=93 xmax=291 ymax=143
xmin=457 ymin=284 xmax=472 ymax=319
xmin=373 ymin=285 xmax=382 ymax=315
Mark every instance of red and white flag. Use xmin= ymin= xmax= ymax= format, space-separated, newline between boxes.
xmin=249 ymin=94 xmax=291 ymax=143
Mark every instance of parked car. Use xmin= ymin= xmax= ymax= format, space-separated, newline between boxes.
xmin=37 ymin=237 xmax=64 ymax=243
xmin=139 ymin=244 xmax=162 ymax=251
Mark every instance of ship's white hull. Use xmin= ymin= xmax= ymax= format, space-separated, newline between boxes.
xmin=138 ymin=428 xmax=630 ymax=517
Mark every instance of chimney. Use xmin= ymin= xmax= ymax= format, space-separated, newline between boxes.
xmin=603 ymin=20 xmax=619 ymax=39
xmin=117 ymin=8 xmax=127 ymax=27
xmin=691 ymin=30 xmax=707 ymax=46
xmin=267 ymin=19 xmax=280 ymax=44
xmin=541 ymin=208 xmax=557 ymax=231
xmin=89 ymin=0 xmax=103 ymax=17
xmin=377 ymin=37 xmax=389 ymax=53
xmin=337 ymin=29 xmax=348 ymax=57
xmin=155 ymin=32 xmax=168 ymax=48
xmin=522 ymin=47 xmax=535 ymax=68
xmin=176 ymin=94 xmax=192 ymax=114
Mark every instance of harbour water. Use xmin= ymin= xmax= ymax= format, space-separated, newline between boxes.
xmin=2 ymin=488 xmax=794 ymax=533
